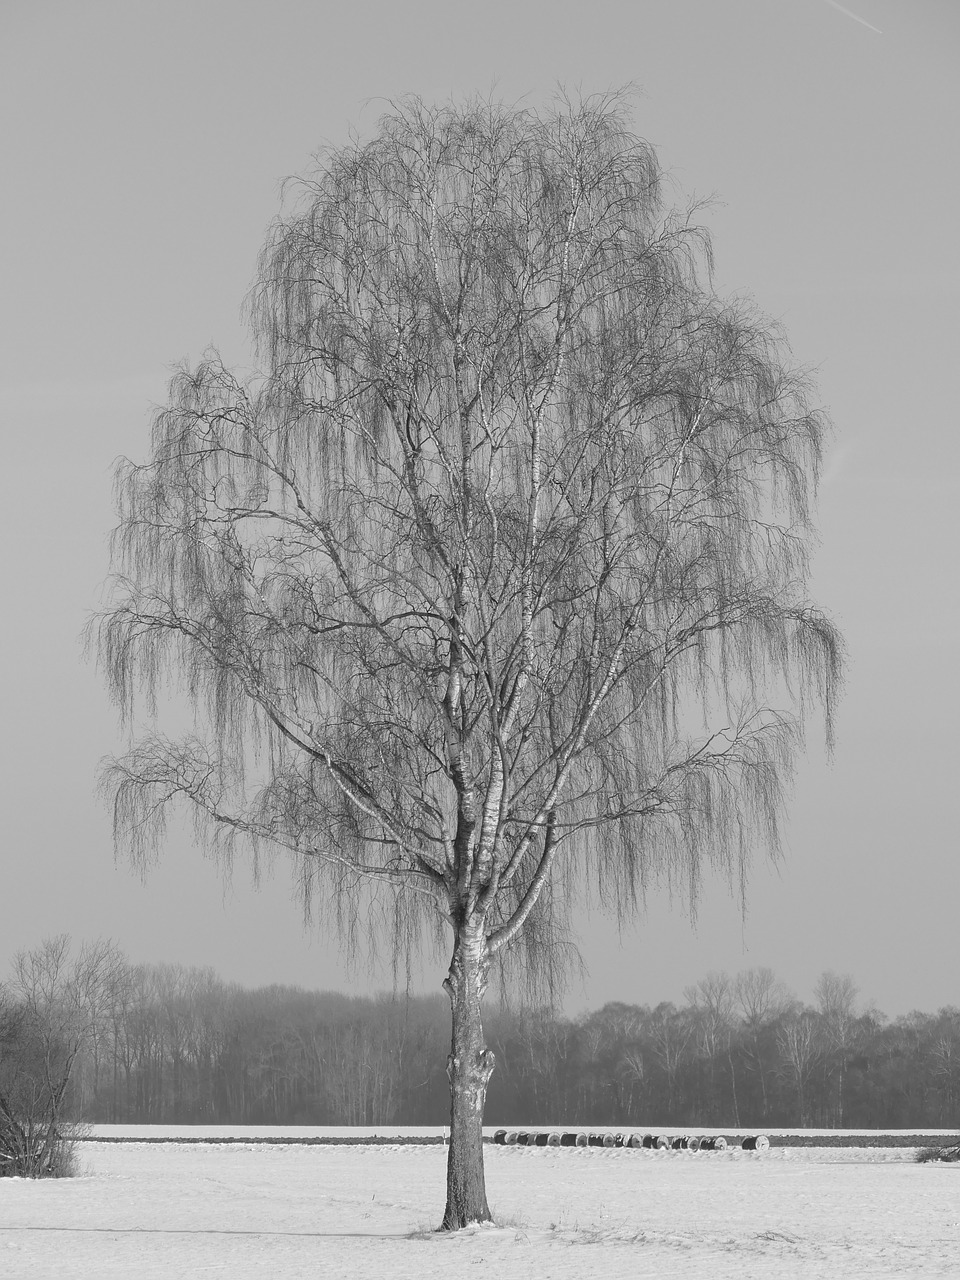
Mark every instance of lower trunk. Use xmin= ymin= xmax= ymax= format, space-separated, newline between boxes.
xmin=440 ymin=921 xmax=495 ymax=1230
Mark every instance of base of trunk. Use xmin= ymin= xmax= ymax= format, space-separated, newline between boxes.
xmin=439 ymin=1079 xmax=495 ymax=1229
xmin=439 ymin=924 xmax=495 ymax=1229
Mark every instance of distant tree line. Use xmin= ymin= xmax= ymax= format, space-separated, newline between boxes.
xmin=4 ymin=942 xmax=959 ymax=1131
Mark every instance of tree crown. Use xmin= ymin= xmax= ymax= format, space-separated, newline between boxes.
xmin=95 ymin=93 xmax=842 ymax=991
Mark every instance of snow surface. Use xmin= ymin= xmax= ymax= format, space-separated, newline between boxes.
xmin=3 ymin=1133 xmax=960 ymax=1279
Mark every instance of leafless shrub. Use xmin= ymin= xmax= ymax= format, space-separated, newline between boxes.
xmin=916 ymin=1145 xmax=960 ymax=1164
xmin=0 ymin=938 xmax=119 ymax=1178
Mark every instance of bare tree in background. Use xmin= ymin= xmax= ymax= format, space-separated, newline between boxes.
xmin=0 ymin=937 xmax=121 ymax=1176
xmin=92 ymin=93 xmax=841 ymax=1227
xmin=778 ymin=1005 xmax=822 ymax=1127
xmin=686 ymin=971 xmax=739 ymax=1124
xmin=736 ymin=966 xmax=791 ymax=1120
xmin=814 ymin=970 xmax=859 ymax=1126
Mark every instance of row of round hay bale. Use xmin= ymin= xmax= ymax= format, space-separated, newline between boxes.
xmin=667 ymin=1135 xmax=731 ymax=1151
xmin=492 ymin=1130 xmax=562 ymax=1146
xmin=492 ymin=1130 xmax=769 ymax=1151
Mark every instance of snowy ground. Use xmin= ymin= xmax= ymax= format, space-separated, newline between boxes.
xmin=3 ymin=1133 xmax=960 ymax=1279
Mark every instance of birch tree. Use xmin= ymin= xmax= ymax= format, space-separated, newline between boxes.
xmin=93 ymin=93 xmax=841 ymax=1227
xmin=814 ymin=970 xmax=859 ymax=1126
xmin=686 ymin=972 xmax=738 ymax=1123
xmin=736 ymin=966 xmax=791 ymax=1120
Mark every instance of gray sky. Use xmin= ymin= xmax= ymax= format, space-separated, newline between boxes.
xmin=2 ymin=0 xmax=957 ymax=1016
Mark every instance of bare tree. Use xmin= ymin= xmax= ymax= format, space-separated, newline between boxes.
xmin=777 ymin=1006 xmax=822 ymax=1127
xmin=814 ymin=970 xmax=859 ymax=1126
xmin=0 ymin=937 xmax=121 ymax=1176
xmin=931 ymin=1010 xmax=960 ymax=1126
xmin=735 ymin=966 xmax=791 ymax=1120
xmin=685 ymin=971 xmax=738 ymax=1123
xmin=92 ymin=93 xmax=841 ymax=1227
xmin=646 ymin=1001 xmax=695 ymax=1116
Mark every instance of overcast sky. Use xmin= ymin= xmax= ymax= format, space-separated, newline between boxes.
xmin=2 ymin=0 xmax=957 ymax=1017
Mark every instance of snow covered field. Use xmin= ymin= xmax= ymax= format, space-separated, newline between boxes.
xmin=3 ymin=1133 xmax=960 ymax=1279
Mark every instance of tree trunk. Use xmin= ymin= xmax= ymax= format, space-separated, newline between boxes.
xmin=440 ymin=920 xmax=495 ymax=1230
xmin=728 ymin=1045 xmax=741 ymax=1128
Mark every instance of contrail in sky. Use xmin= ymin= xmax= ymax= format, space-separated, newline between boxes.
xmin=820 ymin=0 xmax=883 ymax=34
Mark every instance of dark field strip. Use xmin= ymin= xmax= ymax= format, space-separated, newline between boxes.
xmin=76 ymin=1132 xmax=959 ymax=1149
